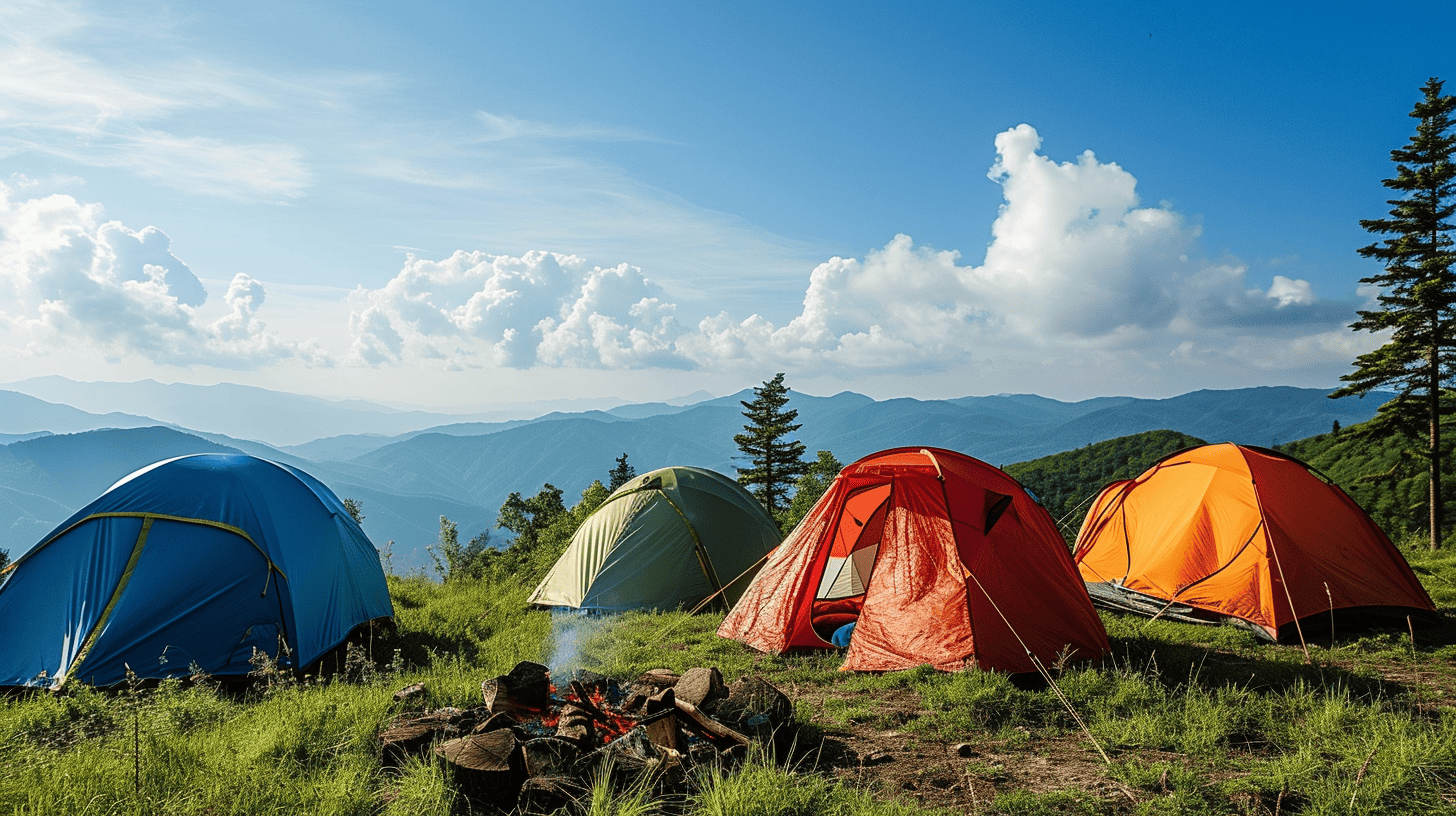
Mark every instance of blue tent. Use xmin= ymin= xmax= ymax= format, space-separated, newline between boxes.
xmin=0 ymin=454 xmax=394 ymax=689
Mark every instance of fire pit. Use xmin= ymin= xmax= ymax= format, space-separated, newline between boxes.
xmin=379 ymin=662 xmax=793 ymax=811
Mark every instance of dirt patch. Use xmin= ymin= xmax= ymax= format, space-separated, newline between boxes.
xmin=778 ymin=681 xmax=1133 ymax=813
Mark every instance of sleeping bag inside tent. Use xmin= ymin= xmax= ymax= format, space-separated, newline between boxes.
xmin=718 ymin=447 xmax=1110 ymax=673
xmin=529 ymin=466 xmax=782 ymax=612
xmin=1073 ymin=443 xmax=1437 ymax=642
xmin=0 ymin=453 xmax=394 ymax=689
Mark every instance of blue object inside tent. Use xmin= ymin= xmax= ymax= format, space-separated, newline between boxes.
xmin=831 ymin=621 xmax=856 ymax=649
xmin=0 ymin=454 xmax=393 ymax=689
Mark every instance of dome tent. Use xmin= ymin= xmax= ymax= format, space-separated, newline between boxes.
xmin=529 ymin=466 xmax=781 ymax=612
xmin=1073 ymin=443 xmax=1437 ymax=642
xmin=718 ymin=448 xmax=1109 ymax=673
xmin=0 ymin=454 xmax=394 ymax=689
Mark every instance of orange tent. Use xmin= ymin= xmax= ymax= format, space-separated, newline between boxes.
xmin=718 ymin=447 xmax=1110 ymax=673
xmin=1074 ymin=443 xmax=1437 ymax=642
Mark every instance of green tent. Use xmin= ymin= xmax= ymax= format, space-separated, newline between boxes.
xmin=529 ymin=466 xmax=782 ymax=612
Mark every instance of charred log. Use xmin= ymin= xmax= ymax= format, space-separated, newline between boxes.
xmin=518 ymin=776 xmax=587 ymax=815
xmin=555 ymin=703 xmax=597 ymax=750
xmin=378 ymin=707 xmax=470 ymax=769
xmin=481 ymin=660 xmax=553 ymax=716
xmin=522 ymin=737 xmax=580 ymax=778
xmin=434 ymin=728 xmax=525 ymax=809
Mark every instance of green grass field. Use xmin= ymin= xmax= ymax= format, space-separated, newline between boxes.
xmin=4 ymin=538 xmax=1456 ymax=815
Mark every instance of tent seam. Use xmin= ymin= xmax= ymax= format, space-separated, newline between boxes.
xmin=60 ymin=517 xmax=155 ymax=690
xmin=656 ymin=491 xmax=725 ymax=602
xmin=17 ymin=512 xmax=287 ymax=583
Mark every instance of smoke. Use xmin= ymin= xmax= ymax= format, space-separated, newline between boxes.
xmin=545 ymin=609 xmax=609 ymax=675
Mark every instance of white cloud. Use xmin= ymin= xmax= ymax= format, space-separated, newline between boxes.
xmin=0 ymin=183 xmax=329 ymax=367
xmin=345 ymin=124 xmax=1362 ymax=382
xmin=1267 ymin=275 xmax=1316 ymax=307
xmin=347 ymin=250 xmax=689 ymax=369
xmin=473 ymin=111 xmax=657 ymax=144
xmin=0 ymin=6 xmax=313 ymax=202
xmin=37 ymin=127 xmax=311 ymax=202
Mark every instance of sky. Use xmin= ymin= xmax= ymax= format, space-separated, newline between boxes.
xmin=0 ymin=0 xmax=1453 ymax=411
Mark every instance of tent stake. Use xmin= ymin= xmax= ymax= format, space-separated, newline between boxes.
xmin=965 ymin=571 xmax=1111 ymax=765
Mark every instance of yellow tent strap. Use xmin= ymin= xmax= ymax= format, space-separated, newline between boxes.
xmin=21 ymin=512 xmax=287 ymax=585
xmin=1266 ymin=533 xmax=1310 ymax=661
xmin=61 ymin=517 xmax=155 ymax=690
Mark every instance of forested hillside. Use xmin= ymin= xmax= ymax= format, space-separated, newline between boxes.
xmin=1279 ymin=426 xmax=1451 ymax=544
xmin=998 ymin=420 xmax=1443 ymax=549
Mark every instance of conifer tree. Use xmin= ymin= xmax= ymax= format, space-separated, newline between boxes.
xmin=1333 ymin=77 xmax=1456 ymax=550
xmin=734 ymin=373 xmax=809 ymax=522
xmin=607 ymin=452 xmax=636 ymax=491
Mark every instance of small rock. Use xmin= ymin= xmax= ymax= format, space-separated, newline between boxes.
xmin=954 ymin=743 xmax=976 ymax=758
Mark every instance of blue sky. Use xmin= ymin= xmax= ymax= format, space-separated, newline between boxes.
xmin=1 ymin=0 xmax=1452 ymax=410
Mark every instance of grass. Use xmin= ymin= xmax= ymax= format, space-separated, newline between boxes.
xmin=5 ymin=537 xmax=1456 ymax=815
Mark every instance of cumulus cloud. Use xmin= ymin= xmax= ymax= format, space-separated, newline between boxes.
xmin=347 ymin=124 xmax=1360 ymax=378
xmin=347 ymin=250 xmax=688 ymax=369
xmin=0 ymin=183 xmax=329 ymax=367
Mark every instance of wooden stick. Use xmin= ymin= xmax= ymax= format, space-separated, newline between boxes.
xmin=672 ymin=698 xmax=750 ymax=747
xmin=1349 ymin=744 xmax=1377 ymax=810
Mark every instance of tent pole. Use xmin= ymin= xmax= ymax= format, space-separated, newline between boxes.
xmin=1267 ymin=540 xmax=1310 ymax=662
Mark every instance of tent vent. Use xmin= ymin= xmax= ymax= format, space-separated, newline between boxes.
xmin=985 ymin=492 xmax=1013 ymax=534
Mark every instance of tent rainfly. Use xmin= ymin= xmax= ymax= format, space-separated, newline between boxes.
xmin=0 ymin=454 xmax=394 ymax=689
xmin=1073 ymin=443 xmax=1437 ymax=642
xmin=529 ymin=466 xmax=782 ymax=612
xmin=718 ymin=447 xmax=1110 ymax=673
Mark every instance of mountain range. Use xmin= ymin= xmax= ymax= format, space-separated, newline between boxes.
xmin=0 ymin=379 xmax=1390 ymax=573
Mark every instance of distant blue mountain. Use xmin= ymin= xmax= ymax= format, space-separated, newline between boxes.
xmin=0 ymin=376 xmax=644 ymax=446
xmin=0 ymin=390 xmax=162 ymax=436
xmin=0 ymin=384 xmax=1390 ymax=574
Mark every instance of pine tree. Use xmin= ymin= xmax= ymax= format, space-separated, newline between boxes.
xmin=1333 ymin=77 xmax=1456 ymax=550
xmin=734 ymin=373 xmax=810 ymax=523
xmin=341 ymin=497 xmax=365 ymax=525
xmin=607 ymin=452 xmax=636 ymax=491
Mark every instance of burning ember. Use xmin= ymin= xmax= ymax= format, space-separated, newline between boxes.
xmin=379 ymin=662 xmax=793 ymax=812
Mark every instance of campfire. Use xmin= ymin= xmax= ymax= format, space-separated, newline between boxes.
xmin=380 ymin=662 xmax=793 ymax=811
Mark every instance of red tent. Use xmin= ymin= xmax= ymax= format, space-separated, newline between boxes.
xmin=718 ymin=448 xmax=1109 ymax=672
